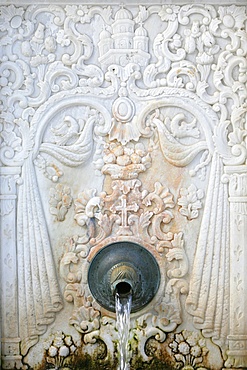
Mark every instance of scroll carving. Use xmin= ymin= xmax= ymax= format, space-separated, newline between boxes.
xmin=60 ymin=171 xmax=189 ymax=362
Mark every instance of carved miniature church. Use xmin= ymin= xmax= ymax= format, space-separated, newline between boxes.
xmin=99 ymin=6 xmax=150 ymax=67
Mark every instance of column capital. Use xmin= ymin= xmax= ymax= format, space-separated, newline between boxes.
xmin=223 ymin=165 xmax=247 ymax=199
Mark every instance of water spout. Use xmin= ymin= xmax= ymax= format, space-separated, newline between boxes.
xmin=88 ymin=241 xmax=160 ymax=313
xmin=88 ymin=242 xmax=160 ymax=369
xmin=115 ymin=282 xmax=132 ymax=297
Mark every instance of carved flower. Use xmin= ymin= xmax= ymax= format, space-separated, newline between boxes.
xmin=80 ymin=307 xmax=100 ymax=332
xmin=169 ymin=330 xmax=208 ymax=369
xmin=109 ymin=119 xmax=140 ymax=145
xmin=0 ymin=121 xmax=22 ymax=153
xmin=152 ymin=302 xmax=179 ymax=332
xmin=58 ymin=345 xmax=70 ymax=357
xmin=49 ymin=184 xmax=73 ymax=222
xmin=0 ymin=5 xmax=24 ymax=32
xmin=53 ymin=332 xmax=64 ymax=348
xmin=158 ymin=5 xmax=180 ymax=21
xmin=143 ymin=182 xmax=175 ymax=215
xmin=65 ymin=5 xmax=91 ymax=23
xmin=45 ymin=332 xmax=77 ymax=366
xmin=48 ymin=345 xmax=57 ymax=357
xmin=64 ymin=335 xmax=73 ymax=346
xmin=178 ymin=342 xmax=190 ymax=355
xmin=170 ymin=34 xmax=182 ymax=50
xmin=190 ymin=345 xmax=202 ymax=357
xmin=56 ymin=30 xmax=70 ymax=47
xmin=175 ymin=333 xmax=185 ymax=343
xmin=169 ymin=340 xmax=178 ymax=352
xmin=228 ymin=127 xmax=247 ymax=147
xmin=218 ymin=5 xmax=246 ymax=29
xmin=178 ymin=184 xmax=204 ymax=220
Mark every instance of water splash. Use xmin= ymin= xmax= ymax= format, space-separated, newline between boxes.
xmin=115 ymin=292 xmax=132 ymax=370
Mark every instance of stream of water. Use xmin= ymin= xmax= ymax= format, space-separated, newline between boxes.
xmin=115 ymin=292 xmax=132 ymax=370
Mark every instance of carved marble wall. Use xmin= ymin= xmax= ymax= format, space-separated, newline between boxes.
xmin=0 ymin=2 xmax=247 ymax=369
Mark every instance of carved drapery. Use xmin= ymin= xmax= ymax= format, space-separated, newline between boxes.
xmin=17 ymin=156 xmax=63 ymax=356
xmin=186 ymin=154 xmax=230 ymax=356
xmin=0 ymin=3 xmax=246 ymax=369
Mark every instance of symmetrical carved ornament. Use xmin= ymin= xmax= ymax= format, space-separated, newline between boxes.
xmin=169 ymin=330 xmax=209 ymax=370
xmin=60 ymin=172 xmax=189 ymax=361
xmin=0 ymin=3 xmax=246 ymax=369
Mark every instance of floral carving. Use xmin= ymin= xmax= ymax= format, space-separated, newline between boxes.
xmin=218 ymin=5 xmax=246 ymax=29
xmin=49 ymin=184 xmax=73 ymax=221
xmin=44 ymin=331 xmax=77 ymax=369
xmin=158 ymin=5 xmax=180 ymax=22
xmin=178 ymin=184 xmax=204 ymax=220
xmin=0 ymin=5 xmax=25 ymax=33
xmin=60 ymin=174 xmax=189 ymax=361
xmin=169 ymin=330 xmax=209 ymax=370
xmin=1 ymin=2 xmax=247 ymax=369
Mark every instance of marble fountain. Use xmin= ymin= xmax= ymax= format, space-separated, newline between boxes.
xmin=0 ymin=0 xmax=247 ymax=368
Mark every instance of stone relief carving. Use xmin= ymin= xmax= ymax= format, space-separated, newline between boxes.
xmin=43 ymin=331 xmax=77 ymax=369
xmin=0 ymin=2 xmax=246 ymax=369
xmin=59 ymin=172 xmax=189 ymax=362
xmin=169 ymin=330 xmax=209 ymax=370
xmin=49 ymin=183 xmax=73 ymax=222
xmin=178 ymin=184 xmax=204 ymax=221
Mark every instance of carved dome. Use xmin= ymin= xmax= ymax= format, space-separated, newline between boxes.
xmin=99 ymin=28 xmax=111 ymax=40
xmin=115 ymin=7 xmax=132 ymax=20
xmin=135 ymin=24 xmax=147 ymax=37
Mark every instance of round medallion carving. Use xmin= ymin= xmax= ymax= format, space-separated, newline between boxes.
xmin=112 ymin=97 xmax=135 ymax=123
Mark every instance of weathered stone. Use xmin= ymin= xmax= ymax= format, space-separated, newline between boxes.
xmin=0 ymin=1 xmax=246 ymax=369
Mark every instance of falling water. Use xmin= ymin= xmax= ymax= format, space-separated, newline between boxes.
xmin=115 ymin=290 xmax=132 ymax=370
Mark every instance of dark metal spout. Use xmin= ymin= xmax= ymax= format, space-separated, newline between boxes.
xmin=88 ymin=241 xmax=160 ymax=313
xmin=110 ymin=263 xmax=137 ymax=298
xmin=115 ymin=281 xmax=132 ymax=298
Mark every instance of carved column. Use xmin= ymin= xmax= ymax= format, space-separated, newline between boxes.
xmin=0 ymin=167 xmax=22 ymax=369
xmin=224 ymin=165 xmax=247 ymax=369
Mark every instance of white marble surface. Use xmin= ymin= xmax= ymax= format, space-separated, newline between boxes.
xmin=0 ymin=2 xmax=247 ymax=369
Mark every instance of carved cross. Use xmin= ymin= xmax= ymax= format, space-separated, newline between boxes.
xmin=111 ymin=195 xmax=139 ymax=235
